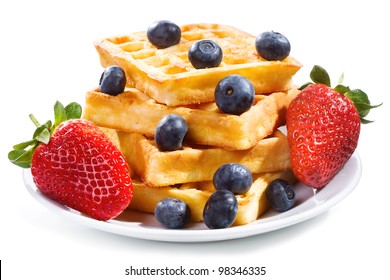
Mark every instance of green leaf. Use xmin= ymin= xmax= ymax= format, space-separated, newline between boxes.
xmin=360 ymin=118 xmax=374 ymax=124
xmin=345 ymin=89 xmax=370 ymax=103
xmin=334 ymin=84 xmax=351 ymax=94
xmin=43 ymin=120 xmax=52 ymax=129
xmin=54 ymin=101 xmax=67 ymax=127
xmin=65 ymin=102 xmax=82 ymax=119
xmin=299 ymin=82 xmax=313 ymax=90
xmin=8 ymin=149 xmax=34 ymax=168
xmin=13 ymin=139 xmax=36 ymax=150
xmin=345 ymin=89 xmax=382 ymax=118
xmin=310 ymin=65 xmax=331 ymax=87
xmin=33 ymin=122 xmax=52 ymax=144
xmin=35 ymin=128 xmax=50 ymax=144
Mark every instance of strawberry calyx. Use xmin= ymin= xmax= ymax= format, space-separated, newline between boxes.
xmin=299 ymin=65 xmax=382 ymax=124
xmin=8 ymin=101 xmax=82 ymax=168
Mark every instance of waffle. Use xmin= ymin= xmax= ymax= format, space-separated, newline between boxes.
xmin=127 ymin=170 xmax=296 ymax=226
xmin=117 ymin=130 xmax=290 ymax=187
xmin=94 ymin=23 xmax=302 ymax=105
xmin=83 ymin=86 xmax=298 ymax=150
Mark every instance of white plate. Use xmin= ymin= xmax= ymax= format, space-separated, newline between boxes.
xmin=23 ymin=152 xmax=362 ymax=242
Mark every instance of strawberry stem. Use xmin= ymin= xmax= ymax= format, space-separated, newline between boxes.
xmin=29 ymin=114 xmax=41 ymax=128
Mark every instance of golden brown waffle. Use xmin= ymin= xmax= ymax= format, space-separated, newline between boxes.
xmin=117 ymin=130 xmax=290 ymax=187
xmin=94 ymin=23 xmax=302 ymax=105
xmin=127 ymin=170 xmax=296 ymax=226
xmin=83 ymin=86 xmax=299 ymax=150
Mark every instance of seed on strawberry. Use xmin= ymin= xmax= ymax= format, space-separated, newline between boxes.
xmin=8 ymin=101 xmax=133 ymax=220
xmin=287 ymin=65 xmax=381 ymax=188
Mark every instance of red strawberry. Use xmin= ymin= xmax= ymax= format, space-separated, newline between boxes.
xmin=287 ymin=84 xmax=360 ymax=188
xmin=9 ymin=101 xmax=133 ymax=220
xmin=286 ymin=65 xmax=381 ymax=188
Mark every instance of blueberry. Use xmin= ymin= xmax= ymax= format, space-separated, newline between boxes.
xmin=147 ymin=20 xmax=181 ymax=48
xmin=99 ymin=66 xmax=126 ymax=96
xmin=214 ymin=75 xmax=255 ymax=115
xmin=203 ymin=190 xmax=238 ymax=229
xmin=213 ymin=163 xmax=252 ymax=195
xmin=188 ymin=39 xmax=223 ymax=69
xmin=255 ymin=31 xmax=291 ymax=61
xmin=154 ymin=198 xmax=191 ymax=229
xmin=266 ymin=179 xmax=296 ymax=212
xmin=155 ymin=114 xmax=188 ymax=151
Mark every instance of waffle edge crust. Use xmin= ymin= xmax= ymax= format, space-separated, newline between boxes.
xmin=128 ymin=170 xmax=296 ymax=226
xmin=117 ymin=130 xmax=291 ymax=187
xmin=94 ymin=23 xmax=302 ymax=106
xmin=83 ymin=87 xmax=299 ymax=150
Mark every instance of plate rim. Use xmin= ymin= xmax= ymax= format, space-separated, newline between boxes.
xmin=23 ymin=152 xmax=362 ymax=242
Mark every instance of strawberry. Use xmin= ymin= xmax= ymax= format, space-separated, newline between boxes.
xmin=286 ymin=65 xmax=381 ymax=188
xmin=9 ymin=101 xmax=133 ymax=220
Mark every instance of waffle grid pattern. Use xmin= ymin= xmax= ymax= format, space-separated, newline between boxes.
xmin=107 ymin=24 xmax=263 ymax=78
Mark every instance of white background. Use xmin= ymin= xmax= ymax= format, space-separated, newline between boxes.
xmin=1 ymin=0 xmax=389 ymax=279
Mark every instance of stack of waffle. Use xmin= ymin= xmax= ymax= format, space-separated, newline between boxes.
xmin=83 ymin=23 xmax=301 ymax=226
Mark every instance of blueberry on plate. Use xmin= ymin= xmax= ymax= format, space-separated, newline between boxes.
xmin=147 ymin=20 xmax=181 ymax=48
xmin=255 ymin=31 xmax=291 ymax=61
xmin=154 ymin=198 xmax=191 ymax=229
xmin=99 ymin=65 xmax=126 ymax=96
xmin=266 ymin=179 xmax=296 ymax=212
xmin=214 ymin=75 xmax=255 ymax=115
xmin=213 ymin=163 xmax=252 ymax=194
xmin=155 ymin=114 xmax=188 ymax=151
xmin=203 ymin=190 xmax=238 ymax=229
xmin=188 ymin=39 xmax=223 ymax=69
